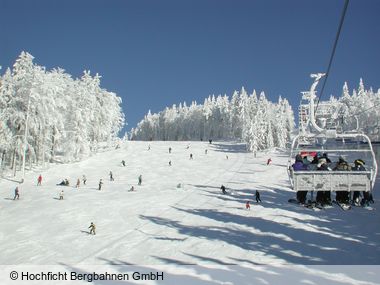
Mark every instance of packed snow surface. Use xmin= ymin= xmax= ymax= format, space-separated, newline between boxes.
xmin=0 ymin=141 xmax=379 ymax=265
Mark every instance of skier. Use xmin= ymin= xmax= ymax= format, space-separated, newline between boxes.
xmin=352 ymin=159 xmax=365 ymax=205
xmin=246 ymin=201 xmax=251 ymax=210
xmin=209 ymin=139 xmax=212 ymax=144
xmin=13 ymin=186 xmax=20 ymax=200
xmin=37 ymin=175 xmax=42 ymax=186
xmin=121 ymin=160 xmax=126 ymax=167
xmin=292 ymin=154 xmax=307 ymax=204
xmin=138 ymin=175 xmax=142 ymax=185
xmin=311 ymin=154 xmax=319 ymax=164
xmin=88 ymin=222 xmax=96 ymax=235
xmin=148 ymin=145 xmax=151 ymax=150
xmin=169 ymin=147 xmax=172 ymax=154
xmin=169 ymin=160 xmax=172 ymax=166
xmin=322 ymin=153 xmax=332 ymax=163
xmin=205 ymin=149 xmax=208 ymax=155
xmin=109 ymin=171 xmax=114 ymax=181
xmin=266 ymin=158 xmax=272 ymax=165
xmin=98 ymin=179 xmax=103 ymax=190
xmin=226 ymin=155 xmax=229 ymax=160
xmin=352 ymin=159 xmax=373 ymax=206
xmin=220 ymin=185 xmax=226 ymax=195
xmin=334 ymin=157 xmax=351 ymax=204
xmin=59 ymin=190 xmax=64 ymax=200
xmin=189 ymin=153 xmax=193 ymax=160
xmin=316 ymin=158 xmax=332 ymax=205
xmin=65 ymin=179 xmax=70 ymax=186
xmin=129 ymin=186 xmax=135 ymax=192
xmin=76 ymin=178 xmax=80 ymax=188
xmin=82 ymin=175 xmax=87 ymax=185
xmin=255 ymin=190 xmax=262 ymax=203
xmin=254 ymin=151 xmax=257 ymax=158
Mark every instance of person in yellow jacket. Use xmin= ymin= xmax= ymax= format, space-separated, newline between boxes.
xmin=89 ymin=222 xmax=96 ymax=235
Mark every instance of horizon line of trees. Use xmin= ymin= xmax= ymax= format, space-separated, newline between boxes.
xmin=0 ymin=51 xmax=125 ymax=176
xmin=130 ymin=88 xmax=295 ymax=152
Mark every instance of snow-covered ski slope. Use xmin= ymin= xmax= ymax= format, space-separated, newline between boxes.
xmin=0 ymin=141 xmax=379 ymax=265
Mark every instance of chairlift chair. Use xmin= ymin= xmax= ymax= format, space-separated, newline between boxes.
xmin=287 ymin=74 xmax=378 ymax=194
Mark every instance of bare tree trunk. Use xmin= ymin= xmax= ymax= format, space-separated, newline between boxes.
xmin=12 ymin=149 xmax=17 ymax=177
xmin=50 ymin=126 xmax=56 ymax=162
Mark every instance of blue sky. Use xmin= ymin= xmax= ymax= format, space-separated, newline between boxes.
xmin=1 ymin=0 xmax=379 ymax=135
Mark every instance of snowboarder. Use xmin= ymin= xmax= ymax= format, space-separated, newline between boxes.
xmin=13 ymin=186 xmax=20 ymax=200
xmin=89 ymin=222 xmax=96 ymax=235
xmin=246 ymin=201 xmax=251 ymax=210
xmin=59 ymin=190 xmax=64 ymax=200
xmin=109 ymin=171 xmax=114 ymax=181
xmin=169 ymin=160 xmax=172 ymax=166
xmin=255 ymin=190 xmax=261 ymax=203
xmin=76 ymin=178 xmax=80 ymax=188
xmin=220 ymin=185 xmax=226 ymax=195
xmin=121 ymin=160 xmax=126 ymax=167
xmin=82 ymin=175 xmax=87 ymax=185
xmin=190 ymin=153 xmax=193 ymax=160
xmin=98 ymin=179 xmax=103 ymax=190
xmin=138 ymin=175 xmax=142 ymax=185
xmin=266 ymin=158 xmax=272 ymax=165
xmin=37 ymin=175 xmax=42 ymax=186
xmin=169 ymin=147 xmax=172 ymax=154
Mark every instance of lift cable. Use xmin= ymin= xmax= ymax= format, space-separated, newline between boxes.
xmin=315 ymin=0 xmax=349 ymax=112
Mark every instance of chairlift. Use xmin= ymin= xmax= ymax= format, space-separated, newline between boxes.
xmin=287 ymin=74 xmax=378 ymax=193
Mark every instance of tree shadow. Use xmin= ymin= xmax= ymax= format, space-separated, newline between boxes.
xmin=183 ymin=253 xmax=236 ymax=265
xmin=1 ymin=177 xmax=22 ymax=183
xmin=154 ymin=237 xmax=188 ymax=242
xmin=140 ymin=201 xmax=380 ymax=264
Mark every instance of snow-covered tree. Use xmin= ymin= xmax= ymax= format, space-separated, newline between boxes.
xmin=0 ymin=51 xmax=125 ymax=175
xmin=131 ymin=88 xmax=295 ymax=152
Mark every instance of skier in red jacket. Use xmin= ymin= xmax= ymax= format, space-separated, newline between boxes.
xmin=37 ymin=175 xmax=42 ymax=186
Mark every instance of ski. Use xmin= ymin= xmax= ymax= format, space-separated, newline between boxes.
xmin=332 ymin=200 xmax=351 ymax=211
xmin=288 ymin=199 xmax=323 ymax=211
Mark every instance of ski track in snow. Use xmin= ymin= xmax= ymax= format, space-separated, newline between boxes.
xmin=0 ymin=141 xmax=379 ymax=266
xmin=76 ymin=145 xmax=247 ymax=264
